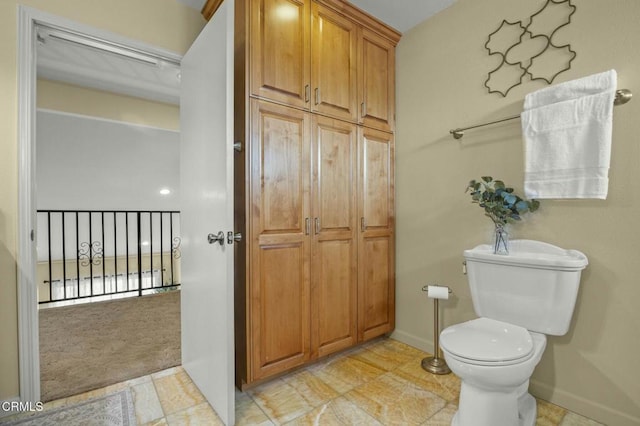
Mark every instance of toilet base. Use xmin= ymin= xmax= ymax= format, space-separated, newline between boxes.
xmin=451 ymin=381 xmax=537 ymax=426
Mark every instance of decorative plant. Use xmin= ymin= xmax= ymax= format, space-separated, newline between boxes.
xmin=466 ymin=176 xmax=540 ymax=227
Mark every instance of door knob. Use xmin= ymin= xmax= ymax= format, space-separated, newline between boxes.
xmin=227 ymin=231 xmax=242 ymax=244
xmin=208 ymin=231 xmax=225 ymax=245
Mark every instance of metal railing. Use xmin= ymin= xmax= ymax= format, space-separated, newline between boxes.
xmin=37 ymin=210 xmax=181 ymax=306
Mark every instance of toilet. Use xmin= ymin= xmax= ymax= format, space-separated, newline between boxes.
xmin=439 ymin=240 xmax=588 ymax=426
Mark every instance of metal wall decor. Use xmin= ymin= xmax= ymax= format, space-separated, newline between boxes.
xmin=484 ymin=0 xmax=577 ymax=97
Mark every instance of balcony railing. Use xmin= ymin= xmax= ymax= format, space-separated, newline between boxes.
xmin=37 ymin=210 xmax=181 ymax=307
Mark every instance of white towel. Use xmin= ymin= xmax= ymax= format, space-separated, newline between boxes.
xmin=521 ymin=70 xmax=617 ymax=199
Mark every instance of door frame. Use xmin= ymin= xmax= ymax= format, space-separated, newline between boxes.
xmin=16 ymin=6 xmax=183 ymax=402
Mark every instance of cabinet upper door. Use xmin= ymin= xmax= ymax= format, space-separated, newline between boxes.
xmin=311 ymin=3 xmax=358 ymax=122
xmin=359 ymin=28 xmax=396 ymax=132
xmin=250 ymin=0 xmax=311 ymax=109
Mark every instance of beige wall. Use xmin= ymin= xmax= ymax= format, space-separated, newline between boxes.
xmin=394 ymin=0 xmax=640 ymax=424
xmin=37 ymin=79 xmax=180 ymax=131
xmin=0 ymin=0 xmax=204 ymax=400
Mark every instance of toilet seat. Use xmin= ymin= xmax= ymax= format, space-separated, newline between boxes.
xmin=440 ymin=318 xmax=534 ymax=366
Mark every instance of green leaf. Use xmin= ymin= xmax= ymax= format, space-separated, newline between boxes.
xmin=481 ymin=176 xmax=492 ymax=183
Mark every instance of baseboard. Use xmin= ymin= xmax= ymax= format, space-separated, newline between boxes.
xmin=530 ymin=379 xmax=640 ymax=426
xmin=393 ymin=329 xmax=639 ymax=426
xmin=390 ymin=329 xmax=433 ymax=354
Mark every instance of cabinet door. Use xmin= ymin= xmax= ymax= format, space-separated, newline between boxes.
xmin=310 ymin=116 xmax=358 ymax=358
xmin=358 ymin=127 xmax=395 ymax=341
xmin=359 ymin=28 xmax=396 ymax=132
xmin=250 ymin=100 xmax=311 ymax=380
xmin=311 ymin=3 xmax=358 ymax=122
xmin=250 ymin=0 xmax=311 ymax=109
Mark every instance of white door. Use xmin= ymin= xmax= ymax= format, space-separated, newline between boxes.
xmin=180 ymin=1 xmax=235 ymax=424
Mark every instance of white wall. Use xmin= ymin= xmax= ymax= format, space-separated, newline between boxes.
xmin=36 ymin=109 xmax=180 ymax=211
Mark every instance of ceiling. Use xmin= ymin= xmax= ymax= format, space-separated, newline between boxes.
xmin=36 ymin=1 xmax=455 ymax=107
xmin=36 ymin=25 xmax=182 ymax=105
xmin=179 ymin=0 xmax=456 ymax=33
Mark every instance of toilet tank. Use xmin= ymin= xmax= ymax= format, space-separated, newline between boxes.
xmin=464 ymin=240 xmax=588 ymax=336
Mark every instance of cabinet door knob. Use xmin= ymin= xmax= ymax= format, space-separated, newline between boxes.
xmin=315 ymin=217 xmax=320 ymax=234
xmin=360 ymin=217 xmax=366 ymax=232
xmin=315 ymin=88 xmax=320 ymax=105
xmin=361 ymin=102 xmax=366 ymax=117
xmin=305 ymin=85 xmax=310 ymax=103
xmin=305 ymin=218 xmax=310 ymax=235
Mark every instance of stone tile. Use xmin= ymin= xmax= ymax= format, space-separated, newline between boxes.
xmin=560 ymin=411 xmax=606 ymax=425
xmin=350 ymin=339 xmax=427 ymax=372
xmin=235 ymin=389 xmax=273 ymax=426
xmin=394 ymin=357 xmax=458 ymax=402
xmin=433 ymin=372 xmax=461 ymax=403
xmin=536 ymin=398 xmax=567 ymax=426
xmin=131 ymin=381 xmax=165 ymax=424
xmin=345 ymin=372 xmax=447 ymax=425
xmin=280 ymin=370 xmax=340 ymax=407
xmin=247 ymin=379 xmax=315 ymax=425
xmin=154 ymin=371 xmax=205 ymax=416
xmin=307 ymin=354 xmax=386 ymax=394
xmin=368 ymin=338 xmax=428 ymax=359
xmin=125 ymin=374 xmax=153 ymax=387
xmin=165 ymin=402 xmax=224 ymax=426
xmin=284 ymin=396 xmax=382 ymax=426
xmin=422 ymin=403 xmax=458 ymax=425
xmin=152 ymin=366 xmax=185 ymax=380
xmin=142 ymin=418 xmax=169 ymax=426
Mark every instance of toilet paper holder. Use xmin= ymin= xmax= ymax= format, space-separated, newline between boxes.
xmin=421 ymin=284 xmax=452 ymax=375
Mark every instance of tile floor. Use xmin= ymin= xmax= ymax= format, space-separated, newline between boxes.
xmin=16 ymin=338 xmax=605 ymax=425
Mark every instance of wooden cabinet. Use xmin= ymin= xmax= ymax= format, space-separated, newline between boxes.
xmin=358 ymin=127 xmax=395 ymax=341
xmin=249 ymin=0 xmax=395 ymax=130
xmin=359 ymin=28 xmax=396 ymax=132
xmin=310 ymin=115 xmax=358 ymax=358
xmin=250 ymin=0 xmax=311 ymax=109
xmin=249 ymin=100 xmax=311 ymax=380
xmin=311 ymin=3 xmax=358 ymax=121
xmin=204 ymin=0 xmax=400 ymax=386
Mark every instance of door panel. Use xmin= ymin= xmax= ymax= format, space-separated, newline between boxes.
xmin=359 ymin=28 xmax=395 ymax=132
xmin=250 ymin=0 xmax=311 ymax=108
xmin=180 ymin=1 xmax=235 ymax=424
xmin=259 ymin=244 xmax=307 ymax=366
xmin=358 ymin=127 xmax=394 ymax=342
xmin=250 ymin=99 xmax=311 ymax=380
xmin=311 ymin=116 xmax=357 ymax=357
xmin=311 ymin=3 xmax=358 ymax=121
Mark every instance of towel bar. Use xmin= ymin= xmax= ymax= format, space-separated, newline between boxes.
xmin=450 ymin=88 xmax=632 ymax=139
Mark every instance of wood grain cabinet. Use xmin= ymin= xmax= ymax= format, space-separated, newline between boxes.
xmin=359 ymin=28 xmax=396 ymax=132
xmin=358 ymin=127 xmax=395 ymax=340
xmin=249 ymin=0 xmax=311 ymax=109
xmin=249 ymin=99 xmax=312 ymax=380
xmin=205 ymin=0 xmax=400 ymax=386
xmin=310 ymin=115 xmax=358 ymax=358
xmin=250 ymin=0 xmax=395 ymax=130
xmin=311 ymin=3 xmax=358 ymax=121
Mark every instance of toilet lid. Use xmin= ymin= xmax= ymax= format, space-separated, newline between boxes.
xmin=440 ymin=318 xmax=533 ymax=364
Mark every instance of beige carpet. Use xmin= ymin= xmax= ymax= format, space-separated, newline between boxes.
xmin=1 ymin=390 xmax=135 ymax=425
xmin=39 ymin=291 xmax=181 ymax=402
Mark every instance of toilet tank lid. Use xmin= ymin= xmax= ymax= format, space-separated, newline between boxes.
xmin=464 ymin=240 xmax=588 ymax=271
